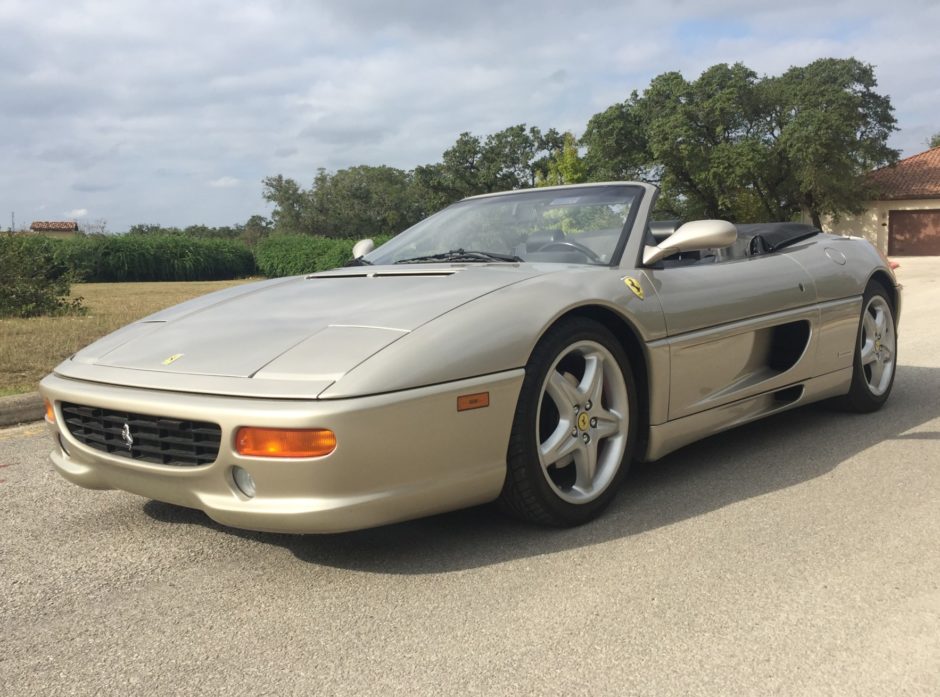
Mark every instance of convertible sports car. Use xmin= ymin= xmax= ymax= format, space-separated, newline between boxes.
xmin=39 ymin=182 xmax=900 ymax=533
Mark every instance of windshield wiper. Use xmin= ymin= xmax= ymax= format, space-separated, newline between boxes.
xmin=344 ymin=256 xmax=373 ymax=266
xmin=394 ymin=249 xmax=523 ymax=264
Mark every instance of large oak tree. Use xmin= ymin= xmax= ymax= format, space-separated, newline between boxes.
xmin=583 ymin=58 xmax=899 ymax=225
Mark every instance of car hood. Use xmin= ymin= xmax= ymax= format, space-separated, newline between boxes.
xmin=68 ymin=265 xmax=549 ymax=390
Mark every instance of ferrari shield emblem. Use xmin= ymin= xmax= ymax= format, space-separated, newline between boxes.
xmin=162 ymin=353 xmax=184 ymax=366
xmin=577 ymin=412 xmax=590 ymax=432
xmin=623 ymin=277 xmax=644 ymax=300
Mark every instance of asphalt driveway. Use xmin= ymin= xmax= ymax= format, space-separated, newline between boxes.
xmin=1 ymin=258 xmax=938 ymax=696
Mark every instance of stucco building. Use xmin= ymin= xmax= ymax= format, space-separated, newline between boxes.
xmin=28 ymin=221 xmax=80 ymax=239
xmin=818 ymin=146 xmax=940 ymax=255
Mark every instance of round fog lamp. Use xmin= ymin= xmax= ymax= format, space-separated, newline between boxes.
xmin=231 ymin=466 xmax=256 ymax=498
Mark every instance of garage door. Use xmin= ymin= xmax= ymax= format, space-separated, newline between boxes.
xmin=889 ymin=209 xmax=940 ymax=255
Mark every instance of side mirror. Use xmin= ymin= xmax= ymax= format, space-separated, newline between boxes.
xmin=352 ymin=238 xmax=375 ymax=259
xmin=642 ymin=220 xmax=737 ymax=266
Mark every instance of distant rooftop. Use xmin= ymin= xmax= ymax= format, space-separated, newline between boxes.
xmin=29 ymin=221 xmax=79 ymax=232
xmin=867 ymin=146 xmax=940 ymax=200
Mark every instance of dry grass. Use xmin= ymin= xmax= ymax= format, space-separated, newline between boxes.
xmin=0 ymin=279 xmax=256 ymax=396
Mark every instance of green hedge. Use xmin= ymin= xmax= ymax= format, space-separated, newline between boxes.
xmin=0 ymin=236 xmax=84 ymax=318
xmin=254 ymin=235 xmax=391 ymax=277
xmin=3 ymin=234 xmax=395 ymax=311
xmin=53 ymin=235 xmax=255 ymax=282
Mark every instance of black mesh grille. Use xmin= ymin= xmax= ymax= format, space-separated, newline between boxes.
xmin=61 ymin=402 xmax=221 ymax=467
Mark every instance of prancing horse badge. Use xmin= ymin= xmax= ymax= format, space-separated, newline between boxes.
xmin=623 ymin=276 xmax=644 ymax=300
xmin=120 ymin=423 xmax=134 ymax=451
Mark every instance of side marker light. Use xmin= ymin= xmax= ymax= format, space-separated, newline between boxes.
xmin=457 ymin=392 xmax=490 ymax=412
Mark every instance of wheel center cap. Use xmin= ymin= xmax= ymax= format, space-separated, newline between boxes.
xmin=577 ymin=412 xmax=590 ymax=432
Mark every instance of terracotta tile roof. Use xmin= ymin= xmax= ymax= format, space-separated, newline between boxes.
xmin=867 ymin=146 xmax=940 ymax=200
xmin=29 ymin=221 xmax=79 ymax=231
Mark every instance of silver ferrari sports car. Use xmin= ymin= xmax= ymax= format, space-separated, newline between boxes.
xmin=40 ymin=183 xmax=900 ymax=533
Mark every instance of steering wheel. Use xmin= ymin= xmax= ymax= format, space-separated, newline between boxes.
xmin=537 ymin=240 xmax=602 ymax=263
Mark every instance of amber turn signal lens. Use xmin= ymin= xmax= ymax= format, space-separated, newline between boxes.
xmin=235 ymin=427 xmax=336 ymax=458
xmin=457 ymin=392 xmax=489 ymax=411
xmin=44 ymin=399 xmax=55 ymax=423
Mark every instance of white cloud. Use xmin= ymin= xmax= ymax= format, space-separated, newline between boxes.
xmin=66 ymin=208 xmax=88 ymax=218
xmin=0 ymin=0 xmax=936 ymax=230
xmin=208 ymin=176 xmax=240 ymax=188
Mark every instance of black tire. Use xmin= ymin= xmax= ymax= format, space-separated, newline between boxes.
xmin=499 ymin=317 xmax=638 ymax=526
xmin=834 ymin=283 xmax=898 ymax=413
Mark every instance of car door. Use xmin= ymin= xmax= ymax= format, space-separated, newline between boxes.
xmin=641 ymin=254 xmax=819 ymax=421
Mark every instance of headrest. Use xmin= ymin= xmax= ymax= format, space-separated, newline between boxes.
xmin=526 ymin=228 xmax=565 ymax=251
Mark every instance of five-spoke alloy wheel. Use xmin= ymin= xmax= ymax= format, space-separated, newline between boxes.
xmin=501 ymin=318 xmax=637 ymax=526
xmin=858 ymin=294 xmax=896 ymax=397
xmin=837 ymin=283 xmax=898 ymax=413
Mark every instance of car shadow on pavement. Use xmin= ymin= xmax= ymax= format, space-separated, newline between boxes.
xmin=143 ymin=364 xmax=940 ymax=574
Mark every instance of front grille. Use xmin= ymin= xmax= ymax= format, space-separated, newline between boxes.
xmin=61 ymin=402 xmax=221 ymax=467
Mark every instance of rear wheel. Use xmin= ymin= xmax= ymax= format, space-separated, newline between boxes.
xmin=836 ymin=284 xmax=897 ymax=413
xmin=500 ymin=318 xmax=637 ymax=526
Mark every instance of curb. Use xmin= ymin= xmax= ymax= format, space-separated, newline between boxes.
xmin=0 ymin=392 xmax=44 ymax=428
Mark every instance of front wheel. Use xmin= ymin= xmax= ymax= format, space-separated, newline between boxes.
xmin=500 ymin=318 xmax=637 ymax=526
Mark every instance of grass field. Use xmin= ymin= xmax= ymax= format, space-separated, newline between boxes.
xmin=0 ymin=279 xmax=255 ymax=396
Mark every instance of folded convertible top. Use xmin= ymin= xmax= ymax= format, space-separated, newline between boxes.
xmin=736 ymin=223 xmax=821 ymax=254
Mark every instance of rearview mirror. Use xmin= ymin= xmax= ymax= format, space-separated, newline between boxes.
xmin=352 ymin=239 xmax=375 ymax=259
xmin=642 ymin=220 xmax=737 ymax=266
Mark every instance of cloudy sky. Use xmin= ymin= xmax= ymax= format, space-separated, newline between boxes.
xmin=2 ymin=0 xmax=938 ymax=231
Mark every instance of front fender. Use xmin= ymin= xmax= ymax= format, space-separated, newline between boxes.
xmin=320 ymin=266 xmax=666 ymax=399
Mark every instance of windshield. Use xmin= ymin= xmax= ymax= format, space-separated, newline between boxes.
xmin=365 ymin=185 xmax=642 ymax=266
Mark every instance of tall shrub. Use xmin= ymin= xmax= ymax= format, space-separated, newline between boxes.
xmin=54 ymin=235 xmax=255 ymax=282
xmin=254 ymin=235 xmax=391 ymax=277
xmin=0 ymin=236 xmax=84 ymax=318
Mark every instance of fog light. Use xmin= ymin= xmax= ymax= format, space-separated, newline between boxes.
xmin=231 ymin=466 xmax=256 ymax=498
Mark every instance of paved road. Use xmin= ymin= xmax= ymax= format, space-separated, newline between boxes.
xmin=2 ymin=259 xmax=938 ymax=696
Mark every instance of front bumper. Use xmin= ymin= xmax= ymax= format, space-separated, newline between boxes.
xmin=39 ymin=370 xmax=523 ymax=533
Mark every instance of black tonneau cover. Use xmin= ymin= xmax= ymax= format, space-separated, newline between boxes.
xmin=737 ymin=223 xmax=820 ymax=254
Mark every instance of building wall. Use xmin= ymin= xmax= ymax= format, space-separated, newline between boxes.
xmin=807 ymin=199 xmax=940 ymax=254
xmin=37 ymin=230 xmax=79 ymax=239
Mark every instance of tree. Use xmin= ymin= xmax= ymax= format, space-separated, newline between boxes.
xmin=928 ymin=131 xmax=940 ymax=149
xmin=537 ymin=132 xmax=587 ymax=186
xmin=262 ymin=174 xmax=310 ymax=234
xmin=770 ymin=58 xmax=898 ymax=227
xmin=479 ymin=124 xmax=549 ymax=189
xmin=411 ymin=162 xmax=455 ymax=216
xmin=642 ymin=63 xmax=767 ymax=220
xmin=241 ymin=215 xmax=272 ymax=247
xmin=0 ymin=236 xmax=84 ymax=318
xmin=307 ymin=165 xmax=421 ymax=238
xmin=582 ymin=95 xmax=650 ymax=182
xmin=582 ymin=64 xmax=766 ymax=219
xmin=260 ymin=123 xmax=564 ymax=239
xmin=529 ymin=127 xmax=566 ymax=183
xmin=582 ymin=58 xmax=898 ymax=225
xmin=438 ymin=131 xmax=486 ymax=200
xmin=435 ymin=125 xmax=562 ymax=201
